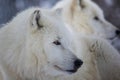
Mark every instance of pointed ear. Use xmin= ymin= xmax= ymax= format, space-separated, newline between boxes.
xmin=77 ymin=0 xmax=85 ymax=9
xmin=53 ymin=8 xmax=62 ymax=16
xmin=30 ymin=10 xmax=43 ymax=31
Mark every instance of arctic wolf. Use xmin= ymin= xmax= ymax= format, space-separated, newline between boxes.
xmin=53 ymin=0 xmax=120 ymax=49
xmin=0 ymin=7 xmax=83 ymax=80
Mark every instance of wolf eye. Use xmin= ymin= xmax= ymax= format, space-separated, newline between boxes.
xmin=94 ymin=16 xmax=99 ymax=21
xmin=53 ymin=40 xmax=61 ymax=45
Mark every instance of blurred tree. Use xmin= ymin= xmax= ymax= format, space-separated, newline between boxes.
xmin=24 ymin=0 xmax=40 ymax=7
xmin=0 ymin=0 xmax=119 ymax=29
xmin=0 ymin=0 xmax=18 ymax=25
xmin=0 ymin=0 xmax=58 ymax=26
xmin=16 ymin=0 xmax=41 ymax=11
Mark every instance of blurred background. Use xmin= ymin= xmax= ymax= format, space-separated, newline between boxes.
xmin=0 ymin=0 xmax=120 ymax=29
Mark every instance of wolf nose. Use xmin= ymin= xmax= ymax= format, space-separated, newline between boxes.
xmin=74 ymin=59 xmax=83 ymax=70
xmin=116 ymin=30 xmax=120 ymax=35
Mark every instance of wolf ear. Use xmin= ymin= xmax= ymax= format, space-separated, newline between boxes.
xmin=54 ymin=8 xmax=62 ymax=16
xmin=77 ymin=0 xmax=85 ymax=9
xmin=31 ymin=10 xmax=43 ymax=31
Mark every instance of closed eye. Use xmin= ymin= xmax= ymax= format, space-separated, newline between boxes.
xmin=53 ymin=40 xmax=61 ymax=45
xmin=94 ymin=16 xmax=99 ymax=21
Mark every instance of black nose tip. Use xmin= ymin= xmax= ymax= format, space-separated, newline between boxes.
xmin=74 ymin=59 xmax=83 ymax=70
xmin=116 ymin=30 xmax=120 ymax=35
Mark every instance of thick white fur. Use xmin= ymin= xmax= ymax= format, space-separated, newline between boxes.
xmin=36 ymin=34 xmax=120 ymax=80
xmin=59 ymin=36 xmax=120 ymax=80
xmin=53 ymin=0 xmax=120 ymax=80
xmin=53 ymin=0 xmax=119 ymax=44
xmin=0 ymin=6 xmax=119 ymax=80
xmin=76 ymin=36 xmax=120 ymax=80
xmin=0 ymin=7 xmax=83 ymax=80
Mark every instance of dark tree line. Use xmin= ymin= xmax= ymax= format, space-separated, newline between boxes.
xmin=0 ymin=0 xmax=18 ymax=25
xmin=0 ymin=0 xmax=58 ymax=26
xmin=0 ymin=0 xmax=120 ymax=29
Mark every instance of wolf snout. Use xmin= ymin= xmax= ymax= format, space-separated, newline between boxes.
xmin=66 ymin=59 xmax=83 ymax=73
xmin=74 ymin=59 xmax=83 ymax=70
xmin=115 ymin=30 xmax=120 ymax=35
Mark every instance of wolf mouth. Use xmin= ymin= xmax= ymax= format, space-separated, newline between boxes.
xmin=107 ymin=35 xmax=118 ymax=40
xmin=54 ymin=65 xmax=77 ymax=74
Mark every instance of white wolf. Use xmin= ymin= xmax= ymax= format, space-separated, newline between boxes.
xmin=58 ymin=35 xmax=120 ymax=80
xmin=53 ymin=0 xmax=120 ymax=50
xmin=53 ymin=0 xmax=120 ymax=80
xmin=0 ymin=8 xmax=83 ymax=80
xmin=71 ymin=35 xmax=120 ymax=80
